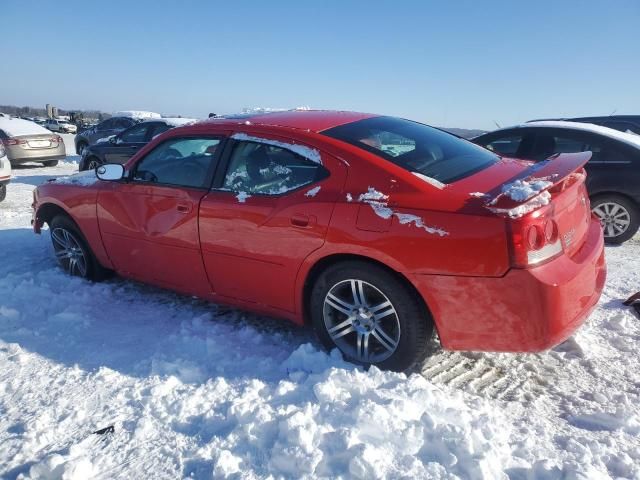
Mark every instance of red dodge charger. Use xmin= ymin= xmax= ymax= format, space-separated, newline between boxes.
xmin=32 ymin=111 xmax=606 ymax=370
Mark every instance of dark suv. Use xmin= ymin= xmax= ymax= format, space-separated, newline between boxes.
xmin=79 ymin=118 xmax=194 ymax=171
xmin=473 ymin=121 xmax=640 ymax=243
xmin=74 ymin=117 xmax=141 ymax=155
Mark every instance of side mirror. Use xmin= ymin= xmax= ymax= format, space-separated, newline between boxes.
xmin=108 ymin=135 xmax=118 ymax=144
xmin=96 ymin=163 xmax=125 ymax=181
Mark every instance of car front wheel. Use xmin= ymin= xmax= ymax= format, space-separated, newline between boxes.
xmin=49 ymin=215 xmax=109 ymax=281
xmin=591 ymin=195 xmax=639 ymax=244
xmin=310 ymin=261 xmax=433 ymax=371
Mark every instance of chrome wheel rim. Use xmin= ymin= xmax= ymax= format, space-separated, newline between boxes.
xmin=88 ymin=159 xmax=100 ymax=170
xmin=592 ymin=202 xmax=631 ymax=238
xmin=323 ymin=279 xmax=400 ymax=363
xmin=51 ymin=227 xmax=88 ymax=277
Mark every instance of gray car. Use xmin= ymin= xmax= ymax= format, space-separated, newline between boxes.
xmin=0 ymin=117 xmax=66 ymax=167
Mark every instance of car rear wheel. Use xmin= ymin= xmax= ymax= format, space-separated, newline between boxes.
xmin=591 ymin=195 xmax=639 ymax=244
xmin=0 ymin=184 xmax=6 ymax=202
xmin=42 ymin=160 xmax=58 ymax=167
xmin=310 ymin=261 xmax=433 ymax=371
xmin=49 ymin=215 xmax=110 ymax=281
xmin=86 ymin=157 xmax=102 ymax=170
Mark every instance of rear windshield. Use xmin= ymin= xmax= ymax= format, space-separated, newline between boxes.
xmin=322 ymin=116 xmax=498 ymax=183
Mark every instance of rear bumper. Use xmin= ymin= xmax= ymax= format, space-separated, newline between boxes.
xmin=8 ymin=153 xmax=66 ymax=164
xmin=411 ymin=216 xmax=606 ymax=352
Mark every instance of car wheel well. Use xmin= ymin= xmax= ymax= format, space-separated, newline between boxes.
xmin=37 ymin=203 xmax=71 ymax=227
xmin=303 ymin=253 xmax=433 ymax=326
xmin=590 ymin=191 xmax=639 ymax=208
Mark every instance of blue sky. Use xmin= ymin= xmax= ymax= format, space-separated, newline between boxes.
xmin=3 ymin=1 xmax=639 ymax=130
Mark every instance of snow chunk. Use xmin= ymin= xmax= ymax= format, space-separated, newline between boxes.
xmin=50 ymin=170 xmax=99 ymax=187
xmin=95 ymin=135 xmax=115 ymax=144
xmin=500 ymin=178 xmax=553 ymax=202
xmin=231 ymin=133 xmax=323 ymax=164
xmin=469 ymin=192 xmax=488 ymax=198
xmin=395 ymin=213 xmax=449 ymax=237
xmin=488 ymin=191 xmax=551 ymax=218
xmin=412 ymin=172 xmax=446 ymax=189
xmin=236 ymin=191 xmax=251 ymax=203
xmin=304 ymin=186 xmax=321 ymax=197
xmin=358 ymin=187 xmax=448 ymax=235
xmin=0 ymin=117 xmax=50 ymax=137
xmin=346 ymin=193 xmax=353 ymax=202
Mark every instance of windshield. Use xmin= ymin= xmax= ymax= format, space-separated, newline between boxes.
xmin=322 ymin=116 xmax=498 ymax=183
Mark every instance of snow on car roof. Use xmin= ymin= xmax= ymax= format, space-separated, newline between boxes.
xmin=114 ymin=111 xmax=162 ymax=119
xmin=515 ymin=120 xmax=640 ymax=150
xmin=0 ymin=117 xmax=51 ymax=137
xmin=144 ymin=117 xmax=198 ymax=127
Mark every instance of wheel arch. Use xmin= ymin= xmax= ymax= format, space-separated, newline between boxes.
xmin=36 ymin=201 xmax=73 ymax=230
xmin=300 ymin=253 xmax=435 ymax=330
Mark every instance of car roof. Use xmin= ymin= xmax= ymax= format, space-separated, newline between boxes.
xmin=0 ymin=117 xmax=51 ymax=136
xmin=489 ymin=120 xmax=640 ymax=150
xmin=202 ymin=110 xmax=378 ymax=133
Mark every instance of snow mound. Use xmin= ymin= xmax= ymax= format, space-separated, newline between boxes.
xmin=113 ymin=110 xmax=161 ymax=119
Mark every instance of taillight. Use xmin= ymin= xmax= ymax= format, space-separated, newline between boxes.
xmin=509 ymin=205 xmax=563 ymax=268
xmin=51 ymin=136 xmax=63 ymax=143
xmin=2 ymin=138 xmax=27 ymax=146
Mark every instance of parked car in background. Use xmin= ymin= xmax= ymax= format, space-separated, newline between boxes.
xmin=74 ymin=116 xmax=141 ymax=155
xmin=0 ymin=117 xmax=65 ymax=167
xmin=45 ymin=118 xmax=78 ymax=134
xmin=32 ymin=110 xmax=605 ymax=371
xmin=528 ymin=115 xmax=640 ymax=135
xmin=473 ymin=121 xmax=640 ymax=243
xmin=0 ymin=142 xmax=11 ymax=202
xmin=79 ymin=118 xmax=196 ymax=171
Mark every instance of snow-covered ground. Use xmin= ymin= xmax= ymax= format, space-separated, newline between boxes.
xmin=0 ymin=135 xmax=638 ymax=479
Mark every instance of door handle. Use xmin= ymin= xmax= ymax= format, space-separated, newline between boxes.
xmin=291 ymin=214 xmax=316 ymax=227
xmin=176 ymin=203 xmax=192 ymax=214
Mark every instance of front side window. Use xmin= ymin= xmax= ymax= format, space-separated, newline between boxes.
xmin=323 ymin=116 xmax=497 ymax=184
xmin=222 ymin=140 xmax=327 ymax=195
xmin=132 ymin=137 xmax=221 ymax=188
xmin=119 ymin=124 xmax=149 ymax=143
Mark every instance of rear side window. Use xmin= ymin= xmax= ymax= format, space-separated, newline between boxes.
xmin=323 ymin=116 xmax=497 ymax=183
xmin=485 ymin=135 xmax=523 ymax=155
xmin=222 ymin=140 xmax=327 ymax=195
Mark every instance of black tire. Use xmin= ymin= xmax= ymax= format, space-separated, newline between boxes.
xmin=49 ymin=215 xmax=110 ymax=281
xmin=42 ymin=160 xmax=59 ymax=167
xmin=76 ymin=141 xmax=88 ymax=155
xmin=0 ymin=184 xmax=6 ymax=202
xmin=85 ymin=156 xmax=102 ymax=171
xmin=591 ymin=194 xmax=639 ymax=244
xmin=310 ymin=261 xmax=433 ymax=371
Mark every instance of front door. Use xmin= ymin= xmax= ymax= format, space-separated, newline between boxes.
xmin=199 ymin=134 xmax=346 ymax=312
xmin=97 ymin=135 xmax=224 ymax=296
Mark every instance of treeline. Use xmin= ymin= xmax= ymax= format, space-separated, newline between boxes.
xmin=0 ymin=104 xmax=108 ymax=120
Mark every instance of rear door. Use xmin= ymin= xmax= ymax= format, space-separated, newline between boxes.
xmin=97 ymin=135 xmax=225 ymax=296
xmin=103 ymin=123 xmax=150 ymax=164
xmin=198 ymin=134 xmax=346 ymax=312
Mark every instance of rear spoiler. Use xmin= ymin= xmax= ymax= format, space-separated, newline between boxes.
xmin=487 ymin=152 xmax=591 ymax=210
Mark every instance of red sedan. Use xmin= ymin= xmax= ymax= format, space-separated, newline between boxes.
xmin=32 ymin=111 xmax=606 ymax=371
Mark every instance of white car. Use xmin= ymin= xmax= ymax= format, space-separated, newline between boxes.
xmin=0 ymin=143 xmax=11 ymax=202
xmin=45 ymin=119 xmax=77 ymax=134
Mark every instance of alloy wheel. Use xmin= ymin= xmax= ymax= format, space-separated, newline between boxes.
xmin=51 ymin=227 xmax=88 ymax=277
xmin=323 ymin=279 xmax=400 ymax=363
xmin=592 ymin=202 xmax=631 ymax=238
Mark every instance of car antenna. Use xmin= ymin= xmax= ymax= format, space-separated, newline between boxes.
xmin=493 ymin=120 xmax=501 ymax=129
xmin=609 ymin=108 xmax=617 ymax=116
